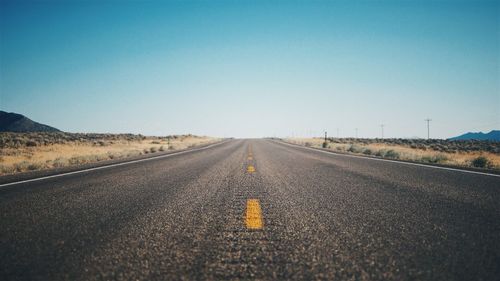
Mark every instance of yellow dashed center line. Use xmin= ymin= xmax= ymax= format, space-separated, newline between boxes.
xmin=245 ymin=199 xmax=263 ymax=229
xmin=248 ymin=156 xmax=253 ymax=160
xmin=247 ymin=165 xmax=256 ymax=173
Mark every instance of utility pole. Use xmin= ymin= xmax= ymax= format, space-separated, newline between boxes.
xmin=322 ymin=131 xmax=328 ymax=148
xmin=380 ymin=124 xmax=385 ymax=139
xmin=425 ymin=118 xmax=432 ymax=139
xmin=355 ymin=128 xmax=358 ymax=139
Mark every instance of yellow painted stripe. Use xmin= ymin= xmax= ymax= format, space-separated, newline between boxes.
xmin=247 ymin=165 xmax=256 ymax=173
xmin=245 ymin=199 xmax=263 ymax=229
xmin=248 ymin=156 xmax=253 ymax=160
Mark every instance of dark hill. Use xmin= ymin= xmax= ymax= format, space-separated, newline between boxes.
xmin=0 ymin=111 xmax=60 ymax=132
xmin=448 ymin=130 xmax=500 ymax=141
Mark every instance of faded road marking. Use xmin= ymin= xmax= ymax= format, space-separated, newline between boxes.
xmin=245 ymin=199 xmax=263 ymax=229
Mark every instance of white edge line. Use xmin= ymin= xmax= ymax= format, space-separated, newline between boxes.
xmin=275 ymin=140 xmax=500 ymax=178
xmin=0 ymin=140 xmax=231 ymax=188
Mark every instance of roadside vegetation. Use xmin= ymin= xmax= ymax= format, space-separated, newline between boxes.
xmin=286 ymin=137 xmax=500 ymax=170
xmin=0 ymin=132 xmax=220 ymax=175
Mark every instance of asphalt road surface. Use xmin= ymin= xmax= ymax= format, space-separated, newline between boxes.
xmin=1 ymin=139 xmax=499 ymax=280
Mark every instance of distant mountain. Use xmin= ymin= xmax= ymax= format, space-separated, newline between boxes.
xmin=0 ymin=111 xmax=60 ymax=132
xmin=448 ymin=130 xmax=500 ymax=141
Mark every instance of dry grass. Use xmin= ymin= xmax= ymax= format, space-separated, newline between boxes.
xmin=285 ymin=138 xmax=500 ymax=170
xmin=0 ymin=133 xmax=220 ymax=175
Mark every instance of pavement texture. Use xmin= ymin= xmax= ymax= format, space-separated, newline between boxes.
xmin=1 ymin=139 xmax=499 ymax=280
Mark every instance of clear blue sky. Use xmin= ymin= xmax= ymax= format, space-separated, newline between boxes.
xmin=1 ymin=0 xmax=498 ymax=138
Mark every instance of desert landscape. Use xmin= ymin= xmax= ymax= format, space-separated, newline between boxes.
xmin=0 ymin=132 xmax=220 ymax=175
xmin=1 ymin=1 xmax=499 ymax=280
xmin=285 ymin=137 xmax=500 ymax=170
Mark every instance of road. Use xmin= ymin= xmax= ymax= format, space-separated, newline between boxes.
xmin=1 ymin=139 xmax=499 ymax=280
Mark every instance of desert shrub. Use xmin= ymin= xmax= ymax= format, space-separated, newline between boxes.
xmin=305 ymin=142 xmax=313 ymax=147
xmin=53 ymin=157 xmax=67 ymax=168
xmin=26 ymin=140 xmax=37 ymax=147
xmin=385 ymin=150 xmax=400 ymax=159
xmin=68 ymin=156 xmax=88 ymax=165
xmin=435 ymin=154 xmax=448 ymax=163
xmin=96 ymin=154 xmax=108 ymax=161
xmin=322 ymin=142 xmax=328 ymax=148
xmin=420 ymin=156 xmax=432 ymax=163
xmin=471 ymin=156 xmax=490 ymax=168
xmin=98 ymin=141 xmax=106 ymax=146
xmin=347 ymin=145 xmax=363 ymax=153
xmin=14 ymin=161 xmax=30 ymax=172
xmin=150 ymin=147 xmax=157 ymax=153
xmin=27 ymin=163 xmax=42 ymax=171
xmin=0 ymin=164 xmax=15 ymax=174
xmin=143 ymin=148 xmax=150 ymax=154
xmin=363 ymin=149 xmax=372 ymax=155
xmin=421 ymin=154 xmax=448 ymax=164
xmin=375 ymin=150 xmax=386 ymax=157
xmin=159 ymin=145 xmax=165 ymax=151
xmin=169 ymin=145 xmax=175 ymax=150
xmin=151 ymin=141 xmax=161 ymax=144
xmin=126 ymin=151 xmax=141 ymax=158
xmin=336 ymin=146 xmax=343 ymax=151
